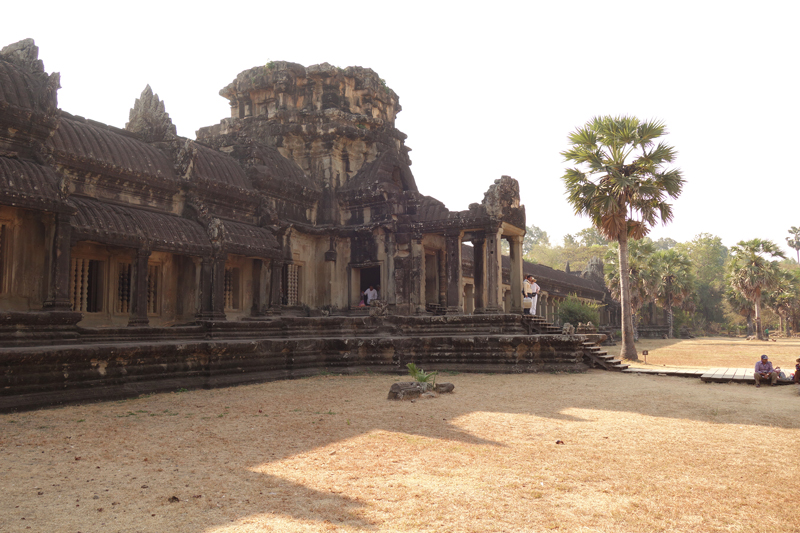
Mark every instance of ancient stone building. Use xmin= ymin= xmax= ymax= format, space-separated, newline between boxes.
xmin=0 ymin=39 xmax=616 ymax=411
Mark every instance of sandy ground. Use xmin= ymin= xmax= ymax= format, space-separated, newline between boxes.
xmin=2 ymin=363 xmax=799 ymax=533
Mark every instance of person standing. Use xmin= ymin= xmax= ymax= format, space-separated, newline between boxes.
xmin=364 ymin=285 xmax=378 ymax=305
xmin=754 ymin=354 xmax=778 ymax=387
xmin=523 ymin=276 xmax=533 ymax=315
xmin=527 ymin=275 xmax=540 ymax=317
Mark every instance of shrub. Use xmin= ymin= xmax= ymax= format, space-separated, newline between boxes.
xmin=556 ymin=295 xmax=601 ymax=325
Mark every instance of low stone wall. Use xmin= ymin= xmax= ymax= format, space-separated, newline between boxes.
xmin=0 ymin=314 xmax=589 ymax=412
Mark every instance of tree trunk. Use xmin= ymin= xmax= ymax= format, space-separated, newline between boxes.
xmin=755 ymin=294 xmax=763 ymax=341
xmin=666 ymin=282 xmax=673 ymax=339
xmin=746 ymin=313 xmax=754 ymax=337
xmin=617 ymin=232 xmax=638 ymax=360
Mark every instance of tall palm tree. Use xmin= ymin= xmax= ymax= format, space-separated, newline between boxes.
xmin=562 ymin=116 xmax=684 ymax=360
xmin=727 ymin=239 xmax=786 ymax=340
xmin=605 ymin=239 xmax=655 ymax=340
xmin=763 ymin=269 xmax=800 ymax=335
xmin=786 ymin=226 xmax=800 ymax=264
xmin=725 ymin=285 xmax=755 ymax=336
xmin=649 ymin=249 xmax=695 ymax=338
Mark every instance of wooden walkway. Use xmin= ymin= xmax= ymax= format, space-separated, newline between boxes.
xmin=623 ymin=366 xmax=796 ymax=385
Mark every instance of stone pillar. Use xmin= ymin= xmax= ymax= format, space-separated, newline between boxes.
xmin=472 ymin=233 xmax=486 ymax=313
xmin=438 ymin=249 xmax=447 ymax=307
xmin=267 ymin=258 xmax=283 ymax=314
xmin=508 ymin=234 xmax=523 ymax=314
xmin=43 ymin=212 xmax=73 ymax=310
xmin=410 ymin=233 xmax=425 ymax=314
xmin=250 ymin=259 xmax=264 ymax=316
xmin=196 ymin=256 xmax=215 ymax=320
xmin=445 ymin=230 xmax=463 ymax=314
xmin=211 ymin=254 xmax=227 ymax=321
xmin=483 ymin=224 xmax=503 ymax=314
xmin=128 ymin=249 xmax=151 ymax=327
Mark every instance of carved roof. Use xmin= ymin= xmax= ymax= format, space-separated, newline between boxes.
xmin=220 ymin=220 xmax=281 ymax=258
xmin=340 ymin=149 xmax=417 ymax=193
xmin=414 ymin=195 xmax=451 ymax=223
xmin=247 ymin=145 xmax=319 ymax=194
xmin=125 ymin=85 xmax=177 ymax=143
xmin=70 ymin=196 xmax=144 ymax=248
xmin=70 ymin=196 xmax=211 ymax=256
xmin=191 ymin=143 xmax=253 ymax=191
xmin=0 ymin=156 xmax=65 ymax=212
xmin=50 ymin=116 xmax=177 ymax=182
xmin=0 ymin=39 xmax=59 ymax=114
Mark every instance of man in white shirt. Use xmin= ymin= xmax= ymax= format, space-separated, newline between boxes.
xmin=527 ymin=276 xmax=540 ymax=316
xmin=364 ymin=285 xmax=378 ymax=305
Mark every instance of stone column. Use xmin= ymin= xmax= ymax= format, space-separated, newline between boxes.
xmin=43 ymin=212 xmax=73 ymax=310
xmin=196 ymin=256 xmax=214 ymax=320
xmin=483 ymin=224 xmax=503 ymax=314
xmin=438 ymin=249 xmax=447 ymax=307
xmin=472 ymin=233 xmax=486 ymax=313
xmin=508 ymin=234 xmax=523 ymax=314
xmin=211 ymin=254 xmax=227 ymax=321
xmin=128 ymin=248 xmax=151 ymax=327
xmin=445 ymin=230 xmax=463 ymax=314
xmin=267 ymin=258 xmax=283 ymax=314
xmin=410 ymin=233 xmax=425 ymax=314
xmin=250 ymin=259 xmax=264 ymax=316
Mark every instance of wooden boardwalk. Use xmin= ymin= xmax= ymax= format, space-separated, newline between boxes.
xmin=623 ymin=366 xmax=796 ymax=385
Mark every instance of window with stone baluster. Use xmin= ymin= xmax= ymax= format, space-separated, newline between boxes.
xmin=70 ymin=257 xmax=105 ymax=313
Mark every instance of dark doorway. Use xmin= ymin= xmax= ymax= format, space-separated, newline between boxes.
xmin=360 ymin=266 xmax=380 ymax=294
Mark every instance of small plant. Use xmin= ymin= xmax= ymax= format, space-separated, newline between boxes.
xmin=176 ymin=388 xmax=188 ymax=393
xmin=406 ymin=363 xmax=437 ymax=391
xmin=265 ymin=60 xmax=275 ymax=70
xmin=556 ymin=294 xmax=601 ymax=325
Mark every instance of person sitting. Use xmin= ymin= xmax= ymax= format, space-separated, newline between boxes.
xmin=794 ymin=357 xmax=800 ymax=383
xmin=754 ymin=354 xmax=779 ymax=387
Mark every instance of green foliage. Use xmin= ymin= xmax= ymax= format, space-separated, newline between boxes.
xmin=406 ymin=363 xmax=437 ymax=385
xmin=265 ymin=60 xmax=276 ymax=70
xmin=523 ymin=225 xmax=550 ymax=254
xmin=556 ymin=295 xmax=601 ymax=325
xmin=653 ymin=237 xmax=678 ymax=250
xmin=525 ymin=243 xmax=607 ymax=272
xmin=786 ymin=226 xmax=800 ymax=264
xmin=727 ymin=238 xmax=786 ymax=339
xmin=576 ymin=227 xmax=608 ymax=247
xmin=561 ymin=115 xmax=684 ymax=242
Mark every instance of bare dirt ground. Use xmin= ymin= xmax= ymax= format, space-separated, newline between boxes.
xmin=2 ymin=337 xmax=799 ymax=532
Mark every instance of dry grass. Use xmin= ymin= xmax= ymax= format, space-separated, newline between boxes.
xmin=2 ymin=338 xmax=800 ymax=532
xmin=628 ymin=335 xmax=800 ymax=370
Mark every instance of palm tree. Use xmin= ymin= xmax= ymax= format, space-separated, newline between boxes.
xmin=786 ymin=226 xmax=800 ymax=264
xmin=725 ymin=285 xmax=755 ymax=336
xmin=605 ymin=239 xmax=655 ymax=340
xmin=562 ymin=116 xmax=684 ymax=360
xmin=727 ymin=239 xmax=786 ymax=340
xmin=763 ymin=269 xmax=800 ymax=335
xmin=649 ymin=249 xmax=695 ymax=338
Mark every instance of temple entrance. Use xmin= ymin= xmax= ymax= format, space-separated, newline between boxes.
xmin=351 ymin=265 xmax=381 ymax=306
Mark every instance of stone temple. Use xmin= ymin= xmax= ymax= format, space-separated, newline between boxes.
xmin=0 ymin=39 xmax=620 ymax=411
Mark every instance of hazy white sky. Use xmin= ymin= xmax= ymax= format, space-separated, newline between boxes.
xmin=5 ymin=1 xmax=799 ymax=257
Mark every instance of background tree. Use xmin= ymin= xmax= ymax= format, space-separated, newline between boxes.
xmin=576 ymin=227 xmax=609 ymax=247
xmin=763 ymin=269 xmax=800 ymax=335
xmin=727 ymin=239 xmax=786 ymax=340
xmin=725 ymin=285 xmax=755 ymax=336
xmin=786 ymin=226 xmax=800 ymax=264
xmin=675 ymin=233 xmax=728 ymax=327
xmin=562 ymin=234 xmax=578 ymax=247
xmin=605 ymin=240 xmax=656 ymax=339
xmin=523 ymin=225 xmax=551 ymax=254
xmin=649 ymin=249 xmax=695 ymax=338
xmin=652 ymin=237 xmax=677 ymax=250
xmin=562 ymin=116 xmax=684 ymax=360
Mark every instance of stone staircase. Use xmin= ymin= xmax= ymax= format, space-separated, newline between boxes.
xmin=582 ymin=340 xmax=629 ymax=371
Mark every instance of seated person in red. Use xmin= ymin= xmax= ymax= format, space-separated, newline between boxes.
xmin=754 ymin=354 xmax=778 ymax=387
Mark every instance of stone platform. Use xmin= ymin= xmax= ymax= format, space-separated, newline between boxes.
xmin=0 ymin=314 xmax=592 ymax=412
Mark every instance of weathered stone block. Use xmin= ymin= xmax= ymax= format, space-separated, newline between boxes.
xmin=434 ymin=382 xmax=454 ymax=393
xmin=387 ymin=381 xmax=425 ymax=400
